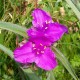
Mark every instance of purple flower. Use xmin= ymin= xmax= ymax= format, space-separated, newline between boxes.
xmin=13 ymin=8 xmax=68 ymax=71
xmin=14 ymin=41 xmax=57 ymax=70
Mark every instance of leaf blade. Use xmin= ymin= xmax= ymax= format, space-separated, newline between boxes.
xmin=47 ymin=71 xmax=56 ymax=80
xmin=52 ymin=46 xmax=79 ymax=80
xmin=0 ymin=21 xmax=28 ymax=38
xmin=22 ymin=68 xmax=41 ymax=80
xmin=0 ymin=44 xmax=13 ymax=58
xmin=65 ymin=0 xmax=80 ymax=20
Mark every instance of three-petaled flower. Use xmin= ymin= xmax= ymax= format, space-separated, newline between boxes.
xmin=14 ymin=8 xmax=68 ymax=70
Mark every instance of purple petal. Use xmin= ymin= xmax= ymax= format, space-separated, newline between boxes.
xmin=35 ymin=48 xmax=57 ymax=70
xmin=27 ymin=22 xmax=68 ymax=43
xmin=30 ymin=37 xmax=52 ymax=46
xmin=27 ymin=28 xmax=52 ymax=46
xmin=32 ymin=8 xmax=52 ymax=27
xmin=14 ymin=42 xmax=35 ymax=63
xmin=27 ymin=28 xmax=43 ymax=38
xmin=44 ymin=22 xmax=68 ymax=42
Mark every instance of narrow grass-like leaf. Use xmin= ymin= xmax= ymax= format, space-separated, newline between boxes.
xmin=47 ymin=71 xmax=55 ymax=80
xmin=52 ymin=46 xmax=79 ymax=80
xmin=71 ymin=0 xmax=80 ymax=11
xmin=22 ymin=68 xmax=41 ymax=80
xmin=0 ymin=21 xmax=28 ymax=38
xmin=65 ymin=0 xmax=80 ymax=20
xmin=0 ymin=44 xmax=13 ymax=58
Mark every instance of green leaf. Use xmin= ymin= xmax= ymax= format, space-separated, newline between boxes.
xmin=65 ymin=0 xmax=80 ymax=20
xmin=77 ymin=22 xmax=80 ymax=28
xmin=71 ymin=0 xmax=80 ymax=11
xmin=52 ymin=46 xmax=79 ymax=80
xmin=0 ymin=34 xmax=4 ymax=44
xmin=0 ymin=0 xmax=4 ymax=18
xmin=0 ymin=21 xmax=28 ymax=38
xmin=22 ymin=68 xmax=41 ymax=80
xmin=0 ymin=44 xmax=13 ymax=58
xmin=47 ymin=71 xmax=55 ymax=80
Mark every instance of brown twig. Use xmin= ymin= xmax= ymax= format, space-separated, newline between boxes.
xmin=16 ymin=35 xmax=19 ymax=47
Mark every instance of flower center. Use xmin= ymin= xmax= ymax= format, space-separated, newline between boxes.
xmin=32 ymin=43 xmax=46 ymax=55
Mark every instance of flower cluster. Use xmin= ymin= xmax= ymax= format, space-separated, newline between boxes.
xmin=14 ymin=9 xmax=68 ymax=70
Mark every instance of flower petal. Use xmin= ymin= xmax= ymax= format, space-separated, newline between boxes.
xmin=35 ymin=48 xmax=57 ymax=70
xmin=44 ymin=22 xmax=68 ymax=42
xmin=14 ymin=42 xmax=35 ymax=63
xmin=27 ymin=28 xmax=43 ymax=38
xmin=27 ymin=28 xmax=52 ymax=46
xmin=32 ymin=8 xmax=52 ymax=27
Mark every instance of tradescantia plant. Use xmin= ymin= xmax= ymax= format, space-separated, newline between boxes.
xmin=0 ymin=3 xmax=79 ymax=80
xmin=14 ymin=8 xmax=68 ymax=71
